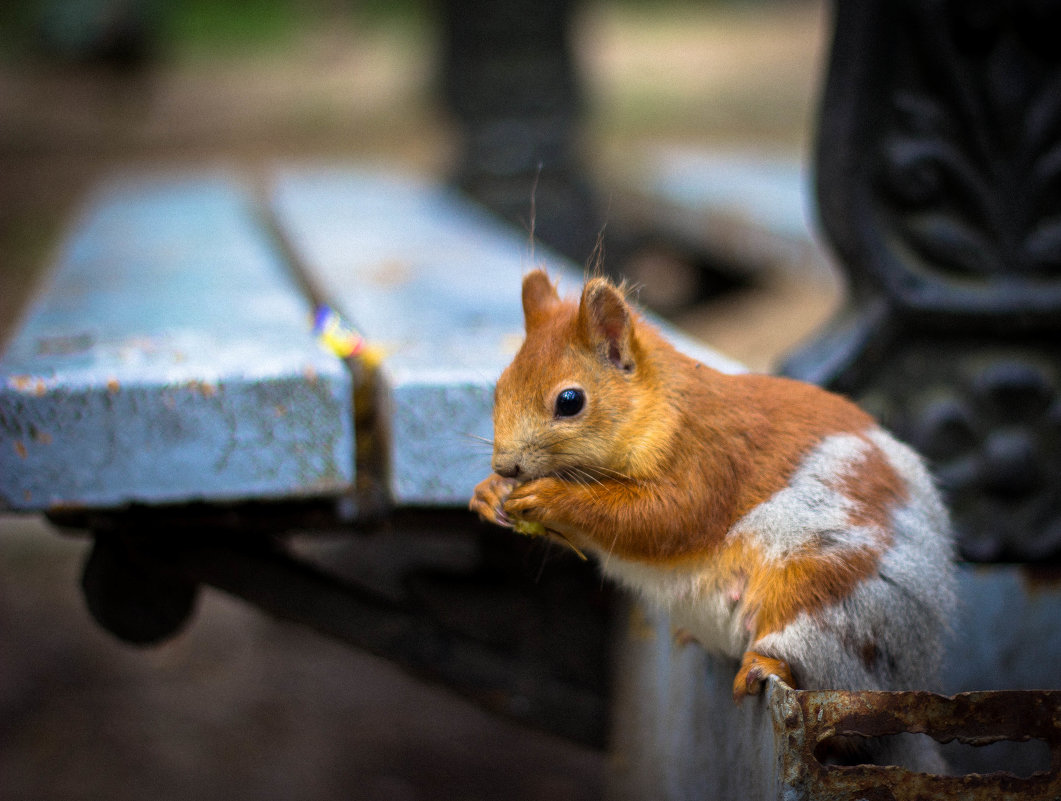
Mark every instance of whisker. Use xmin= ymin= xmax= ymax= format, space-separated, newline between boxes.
xmin=584 ymin=464 xmax=635 ymax=482
xmin=542 ymin=430 xmax=588 ymax=446
xmin=572 ymin=466 xmax=606 ymax=485
xmin=571 ymin=468 xmax=609 ymax=506
xmin=460 ymin=432 xmax=495 ymax=446
xmin=601 ymin=528 xmax=623 ymax=574
xmin=556 ymin=462 xmax=634 ymax=484
xmin=568 ymin=467 xmax=605 ymax=488
xmin=560 ymin=468 xmax=593 ymax=496
xmin=545 ymin=526 xmax=588 ymax=561
xmin=535 ymin=542 xmax=550 ymax=583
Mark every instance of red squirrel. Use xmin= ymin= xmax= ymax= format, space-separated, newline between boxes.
xmin=470 ymin=271 xmax=956 ymax=763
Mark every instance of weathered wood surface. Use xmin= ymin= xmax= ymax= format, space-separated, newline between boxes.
xmin=0 ymin=174 xmax=353 ymax=511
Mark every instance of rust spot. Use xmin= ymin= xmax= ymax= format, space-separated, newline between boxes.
xmin=302 ymin=365 xmax=319 ymax=384
xmin=14 ymin=440 xmax=27 ymax=459
xmin=10 ymin=375 xmax=50 ymax=396
xmin=106 ymin=377 xmax=121 ymax=394
xmin=184 ymin=380 xmax=217 ymax=397
xmin=671 ymin=627 xmax=699 ymax=647
xmin=273 ymin=404 xmax=288 ymax=418
xmin=32 ymin=430 xmax=52 ymax=445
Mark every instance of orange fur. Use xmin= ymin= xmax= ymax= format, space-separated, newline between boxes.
xmin=732 ymin=538 xmax=886 ymax=641
xmin=827 ymin=436 xmax=910 ymax=530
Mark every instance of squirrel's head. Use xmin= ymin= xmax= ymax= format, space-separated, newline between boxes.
xmin=491 ymin=269 xmax=668 ymax=482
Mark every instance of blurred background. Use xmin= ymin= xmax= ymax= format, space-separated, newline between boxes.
xmin=0 ymin=1 xmax=836 ymax=799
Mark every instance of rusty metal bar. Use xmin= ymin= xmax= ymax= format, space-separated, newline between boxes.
xmin=774 ymin=682 xmax=1061 ymax=800
xmin=609 ymin=597 xmax=1061 ymax=801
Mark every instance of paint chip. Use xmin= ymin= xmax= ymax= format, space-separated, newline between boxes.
xmin=8 ymin=375 xmax=49 ymax=396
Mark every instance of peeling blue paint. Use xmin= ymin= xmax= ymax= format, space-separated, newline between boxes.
xmin=0 ymin=173 xmax=354 ymax=511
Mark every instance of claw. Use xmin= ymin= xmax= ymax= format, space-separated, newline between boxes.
xmin=470 ymin=473 xmax=518 ymax=528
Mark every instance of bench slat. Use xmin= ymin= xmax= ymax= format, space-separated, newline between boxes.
xmin=0 ymin=174 xmax=354 ymax=511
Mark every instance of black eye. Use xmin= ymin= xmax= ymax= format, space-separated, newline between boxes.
xmin=555 ymin=388 xmax=585 ymax=417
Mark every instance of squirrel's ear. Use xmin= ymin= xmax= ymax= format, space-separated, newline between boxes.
xmin=578 ymin=277 xmax=635 ymax=372
xmin=522 ymin=269 xmax=561 ymax=330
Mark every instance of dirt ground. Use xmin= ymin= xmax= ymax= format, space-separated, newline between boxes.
xmin=0 ymin=3 xmax=840 ymax=799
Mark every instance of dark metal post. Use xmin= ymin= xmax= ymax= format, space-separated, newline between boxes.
xmin=783 ymin=0 xmax=1061 ymax=562
xmin=438 ymin=0 xmax=603 ymax=265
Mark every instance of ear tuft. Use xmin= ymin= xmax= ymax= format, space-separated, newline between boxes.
xmin=579 ymin=277 xmax=635 ymax=372
xmin=522 ymin=269 xmax=561 ymax=330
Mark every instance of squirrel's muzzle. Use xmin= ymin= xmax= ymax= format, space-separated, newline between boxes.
xmin=493 ymin=453 xmax=522 ymax=479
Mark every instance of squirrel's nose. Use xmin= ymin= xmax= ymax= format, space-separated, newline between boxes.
xmin=493 ymin=455 xmax=521 ymax=478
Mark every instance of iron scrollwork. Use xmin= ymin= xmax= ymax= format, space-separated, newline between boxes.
xmin=784 ymin=0 xmax=1061 ymax=561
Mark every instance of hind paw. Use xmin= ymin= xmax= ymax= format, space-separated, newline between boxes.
xmin=733 ymin=651 xmax=793 ymax=705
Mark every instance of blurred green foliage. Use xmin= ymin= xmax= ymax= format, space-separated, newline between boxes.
xmin=0 ymin=0 xmax=429 ymax=64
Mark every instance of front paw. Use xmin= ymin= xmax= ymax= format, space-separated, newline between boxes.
xmin=502 ymin=476 xmax=564 ymax=527
xmin=469 ymin=473 xmax=517 ymax=527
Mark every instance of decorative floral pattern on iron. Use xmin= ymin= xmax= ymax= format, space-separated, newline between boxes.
xmin=864 ymin=346 xmax=1061 ymax=562
xmin=874 ymin=2 xmax=1061 ymax=308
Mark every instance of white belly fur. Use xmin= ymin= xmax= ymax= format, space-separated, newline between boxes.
xmin=596 ymin=553 xmax=749 ymax=660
